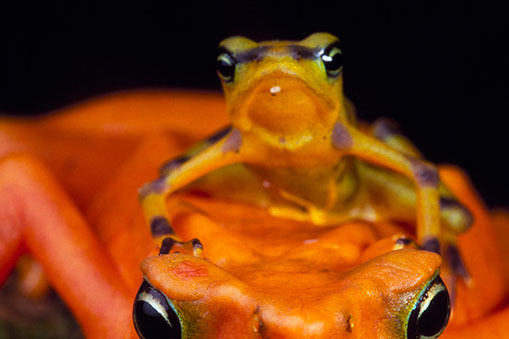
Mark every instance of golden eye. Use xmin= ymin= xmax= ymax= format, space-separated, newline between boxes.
xmin=321 ymin=42 xmax=344 ymax=78
xmin=216 ymin=48 xmax=236 ymax=82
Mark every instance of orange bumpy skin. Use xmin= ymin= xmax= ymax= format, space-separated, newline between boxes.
xmin=142 ymin=198 xmax=443 ymax=338
xmin=0 ymin=37 xmax=506 ymax=339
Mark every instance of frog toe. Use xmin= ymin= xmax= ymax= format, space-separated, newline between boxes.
xmin=394 ymin=236 xmax=419 ymax=249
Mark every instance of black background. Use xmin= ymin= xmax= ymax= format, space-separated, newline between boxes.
xmin=1 ymin=1 xmax=508 ymax=206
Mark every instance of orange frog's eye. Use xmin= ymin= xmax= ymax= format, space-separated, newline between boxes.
xmin=406 ymin=275 xmax=451 ymax=339
xmin=320 ymin=41 xmax=344 ymax=78
xmin=133 ymin=280 xmax=182 ymax=339
xmin=216 ymin=47 xmax=236 ymax=83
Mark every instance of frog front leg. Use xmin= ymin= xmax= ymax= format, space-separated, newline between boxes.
xmin=0 ymin=154 xmax=137 ymax=338
xmin=372 ymin=118 xmax=473 ymax=236
xmin=333 ymin=122 xmax=467 ymax=277
xmin=139 ymin=128 xmax=244 ymax=252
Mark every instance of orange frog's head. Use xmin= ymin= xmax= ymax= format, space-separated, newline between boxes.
xmin=216 ymin=33 xmax=348 ymax=149
xmin=133 ymin=248 xmax=449 ymax=338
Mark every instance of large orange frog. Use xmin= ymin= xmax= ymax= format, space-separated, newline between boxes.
xmin=0 ymin=33 xmax=507 ymax=338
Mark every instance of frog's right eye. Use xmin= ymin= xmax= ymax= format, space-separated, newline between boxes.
xmin=133 ymin=280 xmax=182 ymax=339
xmin=406 ymin=275 xmax=451 ymax=339
xmin=321 ymin=41 xmax=344 ymax=78
xmin=216 ymin=48 xmax=236 ymax=82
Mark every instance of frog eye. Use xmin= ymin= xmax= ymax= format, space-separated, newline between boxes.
xmin=133 ymin=280 xmax=182 ymax=339
xmin=321 ymin=42 xmax=344 ymax=78
xmin=407 ymin=276 xmax=451 ymax=339
xmin=216 ymin=48 xmax=236 ymax=82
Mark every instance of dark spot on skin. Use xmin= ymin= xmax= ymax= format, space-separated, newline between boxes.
xmin=331 ymin=122 xmax=353 ymax=149
xmin=445 ymin=244 xmax=469 ymax=279
xmin=138 ymin=177 xmax=168 ymax=200
xmin=440 ymin=196 xmax=474 ymax=230
xmin=222 ymin=128 xmax=242 ymax=153
xmin=372 ymin=118 xmax=401 ymax=141
xmin=422 ymin=237 xmax=441 ymax=255
xmin=233 ymin=45 xmax=321 ymax=64
xmin=346 ymin=314 xmax=353 ymax=333
xmin=159 ymin=155 xmax=191 ymax=176
xmin=253 ymin=306 xmax=265 ymax=335
xmin=151 ymin=217 xmax=175 ymax=237
xmin=279 ymin=137 xmax=286 ymax=144
xmin=159 ymin=237 xmax=176 ymax=255
xmin=287 ymin=45 xmax=321 ymax=60
xmin=407 ymin=156 xmax=439 ymax=187
xmin=234 ymin=46 xmax=270 ymax=63
xmin=208 ymin=125 xmax=233 ymax=144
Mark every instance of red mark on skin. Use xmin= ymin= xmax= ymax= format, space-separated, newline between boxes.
xmin=174 ymin=260 xmax=209 ymax=278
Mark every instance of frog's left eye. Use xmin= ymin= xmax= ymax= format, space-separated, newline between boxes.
xmin=321 ymin=42 xmax=344 ymax=78
xmin=407 ymin=275 xmax=451 ymax=339
xmin=216 ymin=48 xmax=236 ymax=82
xmin=133 ymin=280 xmax=182 ymax=339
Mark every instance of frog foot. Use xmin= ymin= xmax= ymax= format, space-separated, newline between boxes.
xmin=159 ymin=237 xmax=204 ymax=258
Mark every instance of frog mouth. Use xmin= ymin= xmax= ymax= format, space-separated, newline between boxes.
xmin=240 ymin=74 xmax=335 ymax=136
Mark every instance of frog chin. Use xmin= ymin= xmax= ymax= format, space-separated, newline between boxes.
xmin=231 ymin=74 xmax=337 ymax=140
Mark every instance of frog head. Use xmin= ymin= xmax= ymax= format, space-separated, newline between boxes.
xmin=217 ymin=33 xmax=347 ymax=149
xmin=132 ymin=195 xmax=451 ymax=338
xmin=133 ymin=249 xmax=449 ymax=339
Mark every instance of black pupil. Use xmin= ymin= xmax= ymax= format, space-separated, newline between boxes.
xmin=322 ymin=45 xmax=343 ymax=75
xmin=217 ymin=53 xmax=235 ymax=80
xmin=417 ymin=290 xmax=450 ymax=337
xmin=134 ymin=300 xmax=179 ymax=339
xmin=133 ymin=292 xmax=182 ymax=339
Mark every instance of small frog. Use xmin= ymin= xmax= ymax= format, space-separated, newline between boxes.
xmin=138 ymin=33 xmax=471 ymax=277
